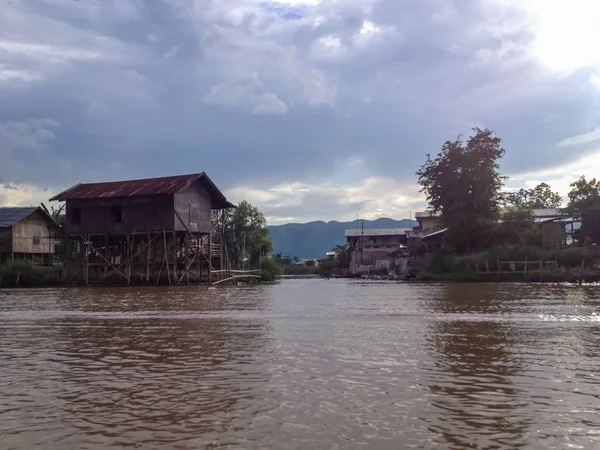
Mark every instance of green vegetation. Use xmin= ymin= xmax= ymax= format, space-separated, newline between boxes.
xmin=0 ymin=261 xmax=65 ymax=288
xmin=316 ymin=259 xmax=337 ymax=277
xmin=259 ymin=256 xmax=285 ymax=282
xmin=417 ymin=128 xmax=506 ymax=253
xmin=504 ymin=182 xmax=562 ymax=209
xmin=564 ymin=176 xmax=600 ymax=245
xmin=415 ymin=129 xmax=600 ymax=282
xmin=315 ymin=243 xmax=351 ymax=277
xmin=417 ymin=245 xmax=600 ymax=282
xmin=214 ymin=200 xmax=273 ymax=268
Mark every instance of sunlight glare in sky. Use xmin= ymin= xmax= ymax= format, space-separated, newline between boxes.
xmin=526 ymin=0 xmax=600 ymax=73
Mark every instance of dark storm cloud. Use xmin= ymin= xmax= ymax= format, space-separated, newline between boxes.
xmin=1 ymin=0 xmax=599 ymax=216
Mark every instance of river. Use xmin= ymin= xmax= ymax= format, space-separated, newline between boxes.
xmin=1 ymin=280 xmax=599 ymax=449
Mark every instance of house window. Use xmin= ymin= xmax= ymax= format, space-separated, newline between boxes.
xmin=33 ymin=235 xmax=41 ymax=245
xmin=111 ymin=205 xmax=122 ymax=223
xmin=71 ymin=207 xmax=82 ymax=225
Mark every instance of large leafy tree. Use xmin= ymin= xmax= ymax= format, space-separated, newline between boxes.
xmin=213 ymin=201 xmax=273 ymax=268
xmin=504 ymin=183 xmax=562 ymax=209
xmin=564 ymin=176 xmax=600 ymax=245
xmin=416 ymin=128 xmax=506 ymax=253
xmin=496 ymin=208 xmax=542 ymax=247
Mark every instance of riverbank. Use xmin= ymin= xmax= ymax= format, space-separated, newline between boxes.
xmin=0 ymin=262 xmax=66 ymax=288
xmin=0 ymin=257 xmax=284 ymax=288
xmin=416 ymin=245 xmax=600 ymax=283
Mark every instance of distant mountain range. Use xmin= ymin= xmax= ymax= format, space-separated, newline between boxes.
xmin=268 ymin=218 xmax=417 ymax=260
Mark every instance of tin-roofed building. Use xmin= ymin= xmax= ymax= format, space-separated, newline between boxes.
xmin=49 ymin=173 xmax=234 ymax=285
xmin=0 ymin=206 xmax=58 ymax=264
xmin=345 ymin=228 xmax=413 ymax=273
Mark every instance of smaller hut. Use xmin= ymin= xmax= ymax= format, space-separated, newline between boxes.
xmin=0 ymin=207 xmax=58 ymax=264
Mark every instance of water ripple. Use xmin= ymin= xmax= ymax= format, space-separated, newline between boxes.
xmin=1 ymin=281 xmax=600 ymax=449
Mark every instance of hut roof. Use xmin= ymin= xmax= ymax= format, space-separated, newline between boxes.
xmin=0 ymin=206 xmax=55 ymax=228
xmin=49 ymin=173 xmax=234 ymax=209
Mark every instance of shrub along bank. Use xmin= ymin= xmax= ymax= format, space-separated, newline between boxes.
xmin=0 ymin=261 xmax=66 ymax=288
xmin=259 ymin=256 xmax=285 ymax=282
xmin=417 ymin=245 xmax=600 ymax=282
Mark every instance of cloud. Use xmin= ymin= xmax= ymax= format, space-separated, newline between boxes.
xmin=202 ymin=75 xmax=288 ymax=114
xmin=0 ymin=183 xmax=50 ymax=207
xmin=558 ymin=127 xmax=600 ymax=147
xmin=227 ymin=176 xmax=425 ymax=223
xmin=250 ymin=93 xmax=288 ymax=115
xmin=0 ymin=0 xmax=600 ymax=221
xmin=164 ymin=45 xmax=179 ymax=59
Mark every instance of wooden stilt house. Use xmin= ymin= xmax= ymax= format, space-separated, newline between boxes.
xmin=49 ymin=173 xmax=234 ymax=285
xmin=0 ymin=206 xmax=58 ymax=264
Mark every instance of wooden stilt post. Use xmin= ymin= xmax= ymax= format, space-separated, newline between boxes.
xmin=184 ymin=235 xmax=189 ymax=285
xmin=208 ymin=232 xmax=212 ymax=285
xmin=104 ymin=234 xmax=109 ymax=281
xmin=197 ymin=234 xmax=201 ymax=285
xmin=172 ymin=231 xmax=177 ymax=285
xmin=220 ymin=210 xmax=225 ymax=271
xmin=163 ymin=229 xmax=171 ymax=286
xmin=84 ymin=234 xmax=89 ymax=286
xmin=146 ymin=232 xmax=151 ymax=283
xmin=126 ymin=234 xmax=131 ymax=286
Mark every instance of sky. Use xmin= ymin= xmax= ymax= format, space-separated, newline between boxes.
xmin=1 ymin=0 xmax=600 ymax=224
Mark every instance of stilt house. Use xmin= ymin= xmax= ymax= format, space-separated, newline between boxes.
xmin=49 ymin=173 xmax=234 ymax=285
xmin=0 ymin=206 xmax=58 ymax=264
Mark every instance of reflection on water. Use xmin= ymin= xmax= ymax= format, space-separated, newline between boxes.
xmin=426 ymin=284 xmax=528 ymax=449
xmin=1 ymin=281 xmax=600 ymax=449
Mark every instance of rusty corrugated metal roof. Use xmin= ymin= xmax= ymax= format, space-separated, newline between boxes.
xmin=49 ymin=173 xmax=234 ymax=208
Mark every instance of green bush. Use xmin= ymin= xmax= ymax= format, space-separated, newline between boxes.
xmin=259 ymin=256 xmax=284 ymax=282
xmin=556 ymin=246 xmax=595 ymax=267
xmin=316 ymin=259 xmax=337 ymax=277
xmin=0 ymin=261 xmax=64 ymax=288
xmin=421 ymin=244 xmax=599 ymax=277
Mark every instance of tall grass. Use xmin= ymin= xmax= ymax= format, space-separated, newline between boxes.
xmin=423 ymin=245 xmax=599 ymax=275
xmin=0 ymin=261 xmax=65 ymax=288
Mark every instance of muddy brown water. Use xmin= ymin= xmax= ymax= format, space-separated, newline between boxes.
xmin=1 ymin=280 xmax=600 ymax=449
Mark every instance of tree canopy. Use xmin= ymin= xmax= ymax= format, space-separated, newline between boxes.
xmin=564 ymin=176 xmax=600 ymax=245
xmin=214 ymin=201 xmax=272 ymax=268
xmin=416 ymin=128 xmax=505 ymax=253
xmin=504 ymin=183 xmax=562 ymax=209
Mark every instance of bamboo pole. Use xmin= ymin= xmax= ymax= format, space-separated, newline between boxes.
xmin=197 ymin=234 xmax=201 ymax=284
xmin=126 ymin=234 xmax=131 ymax=286
xmin=84 ymin=234 xmax=89 ymax=286
xmin=184 ymin=235 xmax=189 ymax=285
xmin=163 ymin=229 xmax=171 ymax=286
xmin=97 ymin=231 xmax=162 ymax=283
xmin=208 ymin=232 xmax=212 ymax=285
xmin=104 ymin=234 xmax=109 ymax=280
xmin=172 ymin=231 xmax=177 ymax=285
